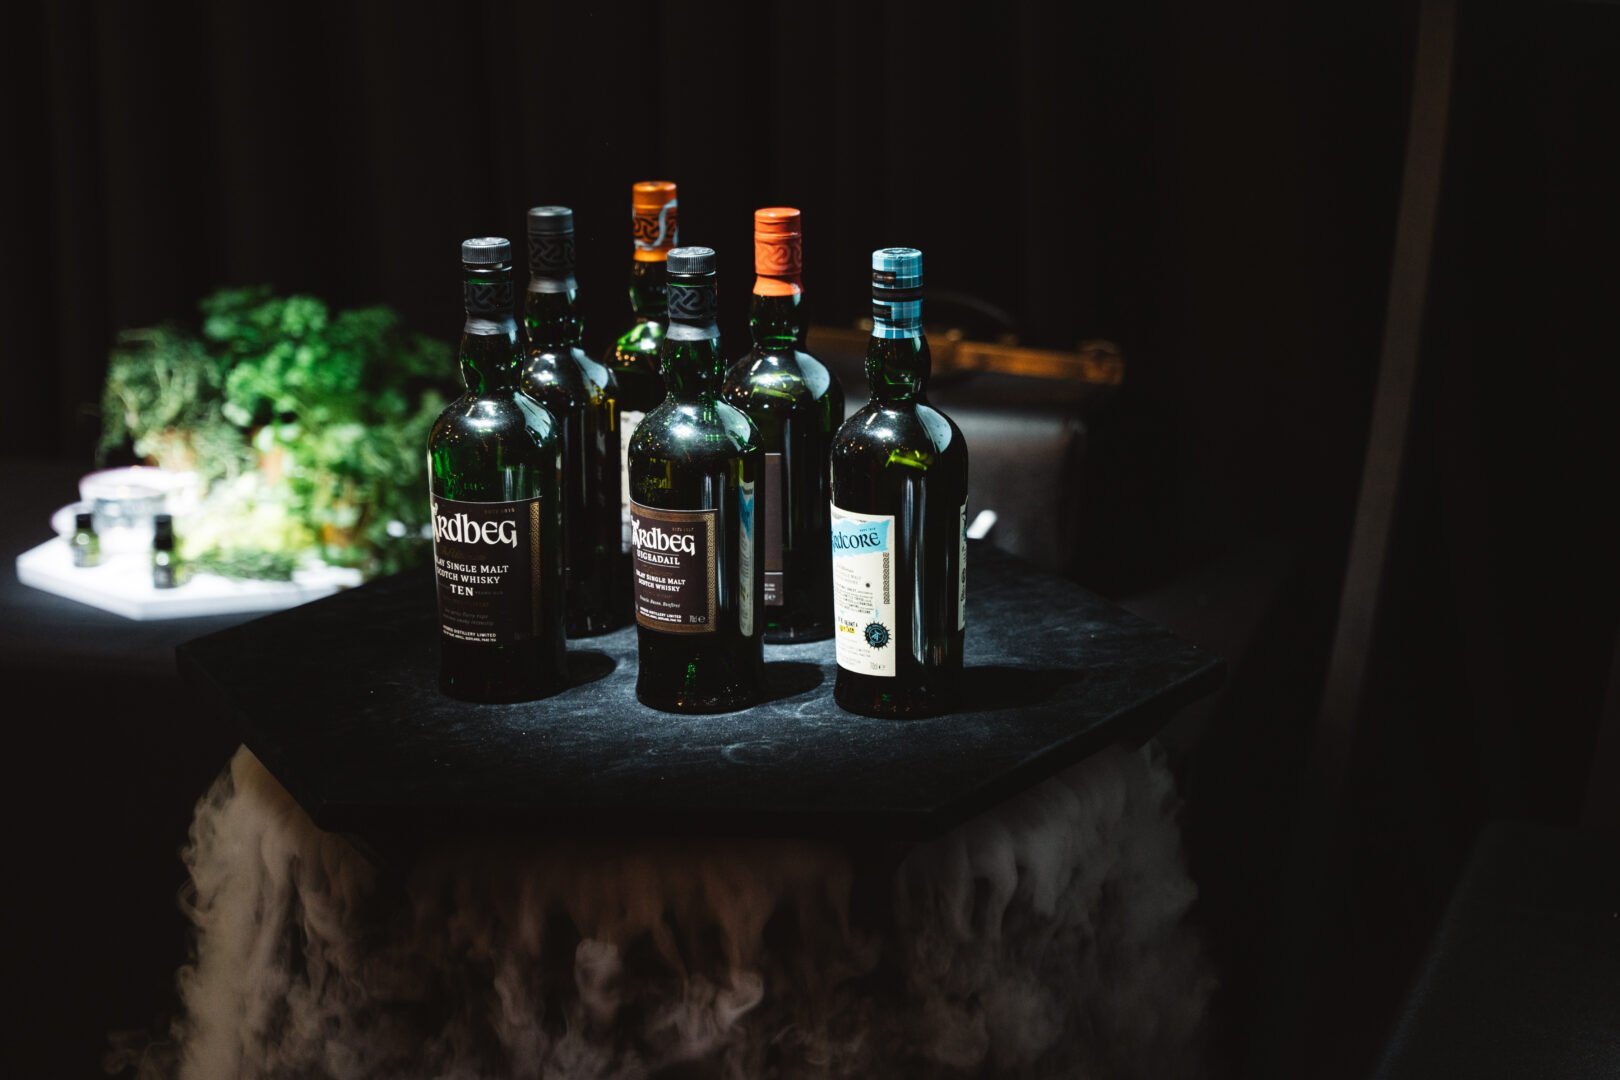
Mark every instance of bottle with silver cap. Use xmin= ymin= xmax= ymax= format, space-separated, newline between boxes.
xmin=627 ymin=246 xmax=764 ymax=712
xmin=520 ymin=206 xmax=622 ymax=637
xmin=829 ymin=248 xmax=969 ymax=718
xmin=427 ymin=237 xmax=567 ymax=703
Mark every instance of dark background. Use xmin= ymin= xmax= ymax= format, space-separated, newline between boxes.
xmin=3 ymin=1 xmax=1617 ymax=1077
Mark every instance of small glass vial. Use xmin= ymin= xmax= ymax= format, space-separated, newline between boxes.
xmin=70 ymin=512 xmax=100 ymax=567
xmin=152 ymin=513 xmax=178 ymax=589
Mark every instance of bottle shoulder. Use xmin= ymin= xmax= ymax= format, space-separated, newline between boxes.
xmin=522 ymin=347 xmax=615 ymax=405
xmin=832 ymin=400 xmax=967 ymax=469
xmin=722 ymin=347 xmax=843 ymax=411
xmin=431 ymin=391 xmax=561 ymax=448
xmin=631 ymin=398 xmax=762 ymax=458
xmin=608 ymin=320 xmax=665 ymax=362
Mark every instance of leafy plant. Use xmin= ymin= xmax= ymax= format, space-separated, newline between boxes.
xmin=99 ymin=288 xmax=453 ymax=579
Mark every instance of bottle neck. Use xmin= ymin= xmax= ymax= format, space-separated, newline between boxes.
xmin=664 ymin=281 xmax=722 ymax=402
xmin=629 ymin=259 xmax=668 ymax=322
xmin=865 ymin=330 xmax=930 ymax=403
xmin=462 ymin=265 xmax=520 ymax=393
xmin=524 ymin=280 xmax=583 ymax=350
xmin=749 ymin=286 xmax=803 ymax=350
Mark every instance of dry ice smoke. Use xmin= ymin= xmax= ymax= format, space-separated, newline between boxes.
xmin=110 ymin=743 xmax=1211 ymax=1078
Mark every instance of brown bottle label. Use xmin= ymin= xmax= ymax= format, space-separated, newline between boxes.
xmin=631 ymin=502 xmax=717 ymax=633
xmin=763 ymin=452 xmax=784 ymax=607
xmin=431 ymin=495 xmax=542 ymax=645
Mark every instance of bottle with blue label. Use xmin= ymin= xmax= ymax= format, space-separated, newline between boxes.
xmin=829 ymin=248 xmax=969 ymax=717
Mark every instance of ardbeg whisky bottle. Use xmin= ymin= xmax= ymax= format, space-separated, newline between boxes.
xmin=520 ymin=206 xmax=621 ymax=636
xmin=628 ymin=247 xmax=764 ymax=712
xmin=607 ymin=179 xmax=679 ymax=557
xmin=722 ymin=208 xmax=843 ymax=641
xmin=830 ymin=248 xmax=969 ymax=718
xmin=428 ymin=237 xmax=567 ymax=703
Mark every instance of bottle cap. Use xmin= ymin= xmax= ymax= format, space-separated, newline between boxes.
xmin=871 ymin=247 xmax=923 ymax=336
xmin=753 ymin=208 xmax=802 ymax=296
xmin=668 ymin=246 xmax=716 ymax=277
xmin=526 ymin=207 xmax=575 ymax=277
xmin=871 ymin=246 xmax=922 ymax=286
xmin=153 ymin=514 xmax=174 ymax=543
xmin=666 ymin=247 xmax=717 ymax=322
xmin=632 ymin=181 xmax=679 ymax=262
xmin=74 ymin=512 xmax=94 ymax=531
xmin=461 ymin=237 xmax=512 ymax=266
xmin=527 ymin=206 xmax=573 ymax=235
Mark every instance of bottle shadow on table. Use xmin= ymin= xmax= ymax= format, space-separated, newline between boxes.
xmin=759 ymin=660 xmax=825 ymax=704
xmin=956 ymin=664 xmax=1088 ymax=711
xmin=565 ymin=650 xmax=616 ymax=688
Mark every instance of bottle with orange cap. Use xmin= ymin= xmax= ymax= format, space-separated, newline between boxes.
xmin=721 ymin=207 xmax=844 ymax=642
xmin=606 ymin=180 xmax=679 ymax=564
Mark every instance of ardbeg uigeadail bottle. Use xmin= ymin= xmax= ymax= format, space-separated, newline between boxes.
xmin=830 ymin=247 xmax=968 ymax=718
xmin=607 ymin=180 xmax=679 ymax=557
xmin=428 ymin=237 xmax=567 ymax=703
xmin=521 ymin=206 xmax=622 ymax=637
xmin=628 ymin=246 xmax=764 ymax=712
xmin=722 ymin=208 xmax=844 ymax=642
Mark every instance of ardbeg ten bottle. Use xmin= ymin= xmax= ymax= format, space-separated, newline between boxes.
xmin=521 ymin=206 xmax=621 ymax=636
xmin=428 ymin=237 xmax=567 ymax=703
xmin=722 ymin=208 xmax=843 ymax=641
xmin=607 ymin=180 xmax=679 ymax=558
xmin=830 ymin=248 xmax=969 ymax=718
xmin=628 ymin=247 xmax=764 ymax=712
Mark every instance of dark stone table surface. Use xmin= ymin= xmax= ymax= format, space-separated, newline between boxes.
xmin=179 ymin=543 xmax=1223 ymax=841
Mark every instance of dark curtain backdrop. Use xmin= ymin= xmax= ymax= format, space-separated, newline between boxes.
xmin=9 ymin=3 xmax=1620 ymax=1077
xmin=5 ymin=0 xmax=1412 ymax=584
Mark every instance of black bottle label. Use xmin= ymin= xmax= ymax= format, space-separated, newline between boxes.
xmin=763 ymin=452 xmax=784 ymax=607
xmin=431 ymin=495 xmax=542 ymax=645
xmin=631 ymin=501 xmax=717 ymax=634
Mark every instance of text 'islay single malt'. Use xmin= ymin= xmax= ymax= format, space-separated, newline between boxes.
xmin=628 ymin=246 xmax=764 ymax=712
xmin=428 ymin=237 xmax=567 ymax=703
xmin=830 ymin=248 xmax=969 ymax=718
xmin=521 ymin=206 xmax=622 ymax=637
xmin=607 ymin=180 xmax=679 ymax=560
xmin=722 ymin=208 xmax=844 ymax=642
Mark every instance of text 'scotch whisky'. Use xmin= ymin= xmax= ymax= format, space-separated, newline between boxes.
xmin=520 ymin=206 xmax=622 ymax=637
xmin=607 ymin=180 xmax=679 ymax=560
xmin=428 ymin=237 xmax=567 ymax=703
xmin=722 ymin=208 xmax=844 ymax=642
xmin=628 ymin=247 xmax=764 ymax=712
xmin=830 ymin=248 xmax=969 ymax=718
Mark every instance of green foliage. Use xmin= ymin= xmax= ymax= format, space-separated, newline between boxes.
xmin=99 ymin=288 xmax=453 ymax=579
xmin=188 ymin=547 xmax=302 ymax=582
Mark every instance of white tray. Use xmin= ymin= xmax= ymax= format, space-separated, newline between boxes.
xmin=15 ymin=539 xmax=361 ymax=621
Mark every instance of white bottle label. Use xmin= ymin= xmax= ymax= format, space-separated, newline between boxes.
xmin=958 ymin=502 xmax=968 ymax=631
xmin=738 ymin=479 xmax=756 ymax=638
xmin=831 ymin=504 xmax=896 ymax=678
xmin=618 ymin=409 xmax=645 ymax=553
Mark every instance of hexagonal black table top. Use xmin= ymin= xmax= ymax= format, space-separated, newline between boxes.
xmin=177 ymin=543 xmax=1222 ymax=840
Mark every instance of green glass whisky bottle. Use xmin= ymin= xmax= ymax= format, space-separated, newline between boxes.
xmin=829 ymin=248 xmax=969 ymax=718
xmin=722 ymin=208 xmax=844 ymax=642
xmin=628 ymin=246 xmax=765 ymax=712
xmin=606 ymin=180 xmax=679 ymax=560
xmin=521 ymin=206 xmax=622 ymax=637
xmin=428 ymin=237 xmax=567 ymax=703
